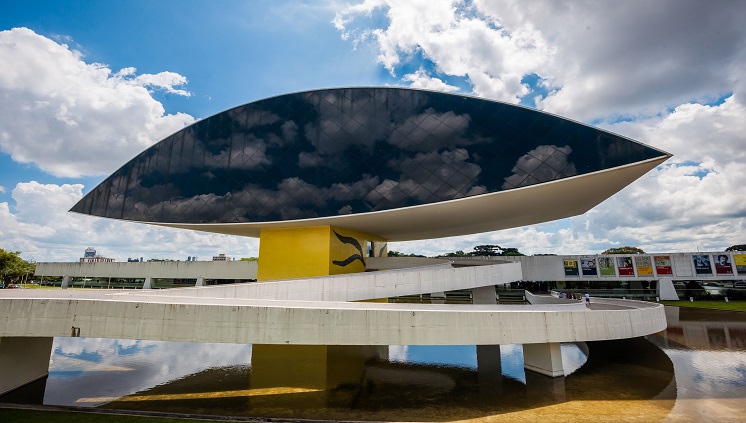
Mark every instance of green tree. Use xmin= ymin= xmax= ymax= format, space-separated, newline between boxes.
xmin=601 ymin=246 xmax=646 ymax=254
xmin=240 ymin=257 xmax=258 ymax=261
xmin=471 ymin=245 xmax=502 ymax=256
xmin=501 ymin=248 xmax=524 ymax=256
xmin=387 ymin=251 xmax=425 ymax=258
xmin=725 ymin=245 xmax=746 ymax=252
xmin=470 ymin=245 xmax=524 ymax=257
xmin=0 ymin=249 xmax=36 ymax=284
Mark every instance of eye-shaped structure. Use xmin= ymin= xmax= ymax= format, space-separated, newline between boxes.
xmin=71 ymin=87 xmax=670 ymax=241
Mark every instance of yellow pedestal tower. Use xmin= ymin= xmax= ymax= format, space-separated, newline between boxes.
xmin=257 ymin=225 xmax=387 ymax=281
xmin=251 ymin=225 xmax=389 ymax=406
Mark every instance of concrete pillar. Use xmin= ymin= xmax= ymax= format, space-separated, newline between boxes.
xmin=142 ymin=277 xmax=152 ymax=289
xmin=0 ymin=337 xmax=54 ymax=395
xmin=525 ymin=371 xmax=567 ymax=403
xmin=195 ymin=277 xmax=205 ymax=287
xmin=523 ymin=342 xmax=564 ymax=377
xmin=430 ymin=291 xmax=446 ymax=304
xmin=473 ymin=287 xmax=502 ymax=387
xmin=257 ymin=226 xmax=385 ymax=281
xmin=61 ymin=275 xmax=70 ymax=289
xmin=472 ymin=285 xmax=497 ymax=305
xmin=658 ymin=278 xmax=679 ymax=300
xmin=476 ymin=344 xmax=502 ymax=387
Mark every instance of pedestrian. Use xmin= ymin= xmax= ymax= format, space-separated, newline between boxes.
xmin=585 ymin=293 xmax=590 ymax=305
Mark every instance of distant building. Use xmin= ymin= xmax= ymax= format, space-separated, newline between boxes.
xmin=80 ymin=247 xmax=113 ymax=263
xmin=212 ymin=254 xmax=231 ymax=261
xmin=80 ymin=256 xmax=114 ymax=263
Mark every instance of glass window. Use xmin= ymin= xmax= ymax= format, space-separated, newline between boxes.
xmin=72 ymin=88 xmax=668 ymax=224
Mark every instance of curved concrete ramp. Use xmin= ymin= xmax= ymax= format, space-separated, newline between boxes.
xmin=0 ymin=292 xmax=665 ymax=346
xmin=0 ymin=260 xmax=667 ymax=387
xmin=112 ymin=259 xmax=519 ymax=302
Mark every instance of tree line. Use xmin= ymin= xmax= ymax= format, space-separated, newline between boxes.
xmin=389 ymin=244 xmax=525 ymax=258
xmin=0 ymin=248 xmax=36 ymax=285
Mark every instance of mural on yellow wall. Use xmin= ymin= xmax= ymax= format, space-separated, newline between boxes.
xmin=257 ymin=225 xmax=387 ymax=281
xmin=331 ymin=229 xmax=366 ymax=267
xmin=329 ymin=226 xmax=386 ymax=275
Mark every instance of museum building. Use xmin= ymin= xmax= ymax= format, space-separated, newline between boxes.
xmin=71 ymin=87 xmax=670 ymax=281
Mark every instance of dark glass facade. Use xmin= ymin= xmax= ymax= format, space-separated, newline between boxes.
xmin=71 ymin=88 xmax=667 ymax=224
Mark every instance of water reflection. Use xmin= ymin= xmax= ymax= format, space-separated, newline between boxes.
xmin=45 ymin=338 xmax=251 ymax=407
xmin=4 ymin=306 xmax=746 ymax=422
xmin=646 ymin=307 xmax=746 ymax=422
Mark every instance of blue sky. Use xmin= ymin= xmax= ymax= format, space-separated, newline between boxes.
xmin=0 ymin=1 xmax=389 ymax=201
xmin=1 ymin=0 xmax=745 ymax=261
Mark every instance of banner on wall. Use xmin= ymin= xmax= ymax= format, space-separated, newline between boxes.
xmin=635 ymin=256 xmax=654 ymax=276
xmin=581 ymin=257 xmax=597 ymax=276
xmin=713 ymin=254 xmax=734 ymax=275
xmin=654 ymin=255 xmax=673 ymax=275
xmin=692 ymin=255 xmax=712 ymax=275
xmin=598 ymin=257 xmax=616 ymax=276
xmin=617 ymin=256 xmax=634 ymax=276
xmin=563 ymin=258 xmax=579 ymax=276
xmin=735 ymin=254 xmax=746 ymax=275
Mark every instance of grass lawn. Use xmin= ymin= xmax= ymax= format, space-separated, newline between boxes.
xmin=0 ymin=408 xmax=230 ymax=423
xmin=658 ymin=300 xmax=746 ymax=312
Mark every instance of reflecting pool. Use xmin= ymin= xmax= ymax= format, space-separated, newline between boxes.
xmin=2 ymin=306 xmax=745 ymax=422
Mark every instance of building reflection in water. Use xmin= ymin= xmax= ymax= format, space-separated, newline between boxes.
xmin=5 ymin=306 xmax=746 ymax=422
xmin=645 ymin=307 xmax=746 ymax=423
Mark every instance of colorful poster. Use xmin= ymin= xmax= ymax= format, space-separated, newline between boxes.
xmin=693 ymin=254 xmax=712 ymax=275
xmin=714 ymin=254 xmax=734 ymax=275
xmin=581 ymin=257 xmax=597 ymax=276
xmin=735 ymin=254 xmax=746 ymax=275
xmin=654 ymin=255 xmax=673 ymax=275
xmin=635 ymin=256 xmax=653 ymax=276
xmin=617 ymin=256 xmax=634 ymax=276
xmin=598 ymin=257 xmax=616 ymax=276
xmin=563 ymin=258 xmax=579 ymax=276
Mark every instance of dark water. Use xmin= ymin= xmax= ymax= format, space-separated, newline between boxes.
xmin=4 ymin=306 xmax=746 ymax=422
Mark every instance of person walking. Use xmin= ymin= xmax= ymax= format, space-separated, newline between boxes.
xmin=585 ymin=293 xmax=590 ymax=305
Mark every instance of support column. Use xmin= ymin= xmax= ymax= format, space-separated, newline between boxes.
xmin=0 ymin=337 xmax=54 ymax=395
xmin=658 ymin=278 xmax=679 ymax=300
xmin=472 ymin=285 xmax=497 ymax=305
xmin=195 ymin=277 xmax=205 ymax=287
xmin=523 ymin=342 xmax=563 ymax=377
xmin=473 ymin=286 xmax=502 ymax=386
xmin=476 ymin=344 xmax=502 ymax=386
xmin=525 ymin=371 xmax=567 ymax=403
xmin=142 ymin=277 xmax=152 ymax=289
xmin=430 ymin=291 xmax=446 ymax=304
xmin=61 ymin=275 xmax=70 ymax=289
xmin=257 ymin=226 xmax=385 ymax=282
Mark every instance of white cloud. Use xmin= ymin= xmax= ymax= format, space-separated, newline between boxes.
xmin=336 ymin=0 xmax=746 ymax=121
xmin=0 ymin=28 xmax=195 ymax=178
xmin=0 ymin=181 xmax=258 ymax=262
xmin=337 ymin=1 xmax=746 ymax=256
xmin=334 ymin=0 xmax=554 ymax=102
xmin=402 ymin=68 xmax=458 ymax=92
xmin=584 ymin=97 xmax=746 ymax=252
xmin=0 ymin=185 xmax=5 ymax=193
xmin=47 ymin=338 xmax=251 ymax=406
